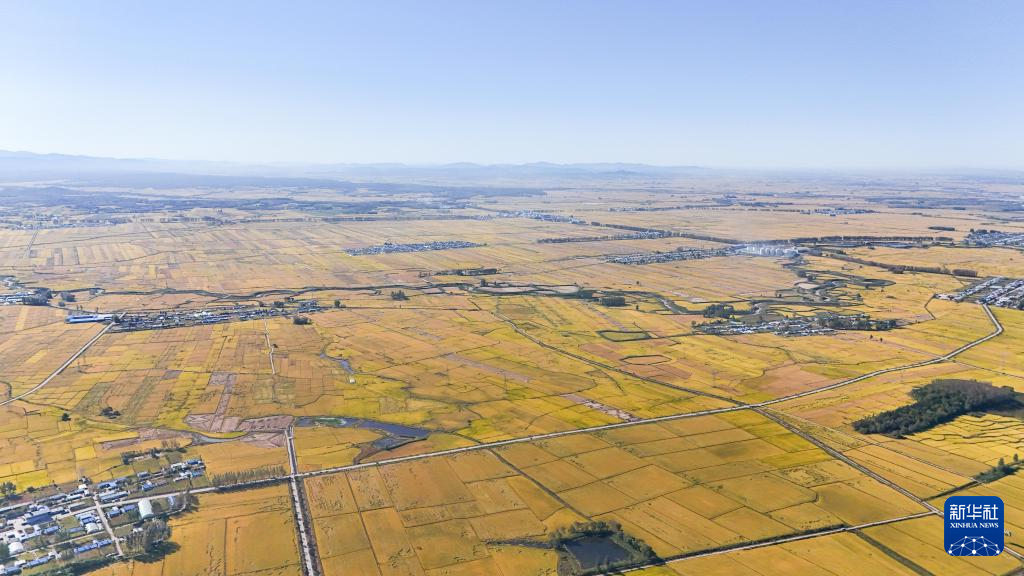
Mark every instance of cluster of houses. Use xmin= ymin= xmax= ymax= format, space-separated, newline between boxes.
xmin=738 ymin=244 xmax=800 ymax=258
xmin=0 ymin=458 xmax=204 ymax=573
xmin=607 ymin=246 xmax=735 ymax=265
xmin=345 ymin=240 xmax=483 ymax=256
xmin=937 ymin=276 xmax=1006 ymax=302
xmin=965 ymin=229 xmax=1024 ymax=248
xmin=0 ymin=493 xmax=106 ymax=574
xmin=110 ymin=303 xmax=323 ymax=331
xmin=504 ymin=210 xmax=585 ymax=224
xmin=113 ymin=458 xmax=205 ymax=494
xmin=696 ymin=317 xmax=836 ymax=337
xmin=938 ymin=276 xmax=1024 ymax=309
xmin=0 ymin=292 xmax=34 ymax=306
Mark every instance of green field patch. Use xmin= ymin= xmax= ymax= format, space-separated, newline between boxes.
xmin=598 ymin=330 xmax=651 ymax=342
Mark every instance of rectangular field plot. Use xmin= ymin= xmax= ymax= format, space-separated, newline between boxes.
xmin=92 ymin=485 xmax=302 ymax=576
xmin=304 ymin=410 xmax=930 ymax=574
xmin=305 ymin=450 xmax=569 ymax=576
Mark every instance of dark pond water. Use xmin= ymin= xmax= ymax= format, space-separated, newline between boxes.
xmin=319 ymin=352 xmax=355 ymax=374
xmin=563 ymin=536 xmax=632 ymax=570
xmin=294 ymin=416 xmax=429 ymax=440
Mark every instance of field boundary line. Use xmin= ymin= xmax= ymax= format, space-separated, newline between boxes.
xmin=617 ymin=512 xmax=937 ymax=573
xmin=1 ymin=322 xmax=112 ymax=407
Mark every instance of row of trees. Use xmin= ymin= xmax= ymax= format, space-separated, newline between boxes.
xmin=975 ymin=456 xmax=1019 ymax=483
xmin=790 ymin=235 xmax=952 ymax=243
xmin=826 ymin=252 xmax=977 ymax=277
xmin=597 ymin=223 xmax=742 ymax=245
xmin=819 ymin=315 xmax=898 ymax=331
xmin=120 ymin=441 xmax=186 ymax=465
xmin=702 ymin=303 xmax=736 ymax=319
xmin=124 ymin=519 xmax=171 ymax=557
xmin=210 ymin=465 xmax=287 ymax=487
xmin=1 ymin=480 xmax=16 ymax=501
xmin=853 ymin=379 xmax=1019 ymax=437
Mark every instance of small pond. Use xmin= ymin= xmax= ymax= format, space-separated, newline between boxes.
xmin=563 ymin=535 xmax=632 ymax=570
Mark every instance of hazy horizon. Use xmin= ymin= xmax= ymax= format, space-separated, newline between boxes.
xmin=7 ymin=147 xmax=1024 ymax=178
xmin=2 ymin=1 xmax=1023 ymax=170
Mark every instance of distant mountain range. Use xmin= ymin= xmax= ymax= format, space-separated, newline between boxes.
xmin=6 ymin=150 xmax=1018 ymax=190
xmin=0 ymin=149 xmax=708 ymax=185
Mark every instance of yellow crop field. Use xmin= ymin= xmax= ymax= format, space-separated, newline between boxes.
xmin=847 ymin=245 xmax=1024 ymax=277
xmin=911 ymin=414 xmax=1024 ymax=467
xmin=879 ymin=299 xmax=994 ymax=356
xmin=774 ymin=361 xmax=1020 ymax=431
xmin=0 ymin=400 xmax=202 ymax=489
xmin=958 ymin=307 xmax=1024 ymax=378
xmin=302 ymin=442 xmax=576 ymax=574
xmin=632 ymin=531 xmax=925 ymax=575
xmin=862 ymin=516 xmax=1021 ymax=575
xmin=5 ymin=182 xmax=1024 ymax=575
xmin=0 ymin=313 xmax=102 ymax=399
xmin=845 ymin=443 xmax=971 ymax=498
xmin=300 ymin=409 xmax=931 ymax=572
xmin=93 ymin=485 xmax=301 ymax=576
xmin=934 ymin=474 xmax=1024 ymax=556
xmin=293 ymin=425 xmax=380 ymax=472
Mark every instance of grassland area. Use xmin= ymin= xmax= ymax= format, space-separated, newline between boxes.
xmin=2 ymin=180 xmax=1024 ymax=575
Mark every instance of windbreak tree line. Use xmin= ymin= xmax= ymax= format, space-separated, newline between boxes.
xmin=853 ymin=379 xmax=1019 ymax=438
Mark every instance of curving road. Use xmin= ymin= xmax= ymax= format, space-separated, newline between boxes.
xmin=766 ymin=302 xmax=1004 ymax=405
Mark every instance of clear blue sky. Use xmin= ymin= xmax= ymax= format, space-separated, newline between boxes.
xmin=1 ymin=0 xmax=1021 ymax=169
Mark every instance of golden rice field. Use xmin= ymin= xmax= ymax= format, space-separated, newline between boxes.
xmin=0 ymin=400 xmax=200 ymax=490
xmin=933 ymin=473 xmax=1024 ymax=557
xmin=0 ymin=306 xmax=103 ymax=399
xmin=1 ymin=197 xmax=1024 ymax=574
xmin=911 ymin=415 xmax=1024 ymax=468
xmin=772 ymin=363 xmax=1024 ymax=499
xmin=958 ymin=307 xmax=1024 ymax=379
xmin=497 ymin=293 xmax=947 ymax=404
xmin=847 ymin=245 xmax=1024 ymax=278
xmin=632 ymin=521 xmax=1019 ymax=576
xmin=303 ymin=410 xmax=931 ymax=575
xmin=860 ymin=515 xmax=1021 ymax=575
xmin=556 ymin=203 xmax=976 ymax=243
xmin=94 ymin=485 xmax=302 ymax=576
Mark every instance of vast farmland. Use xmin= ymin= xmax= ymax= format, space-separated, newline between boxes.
xmin=2 ymin=175 xmax=1024 ymax=575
